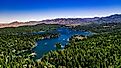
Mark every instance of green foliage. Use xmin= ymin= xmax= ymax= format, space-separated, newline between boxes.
xmin=41 ymin=32 xmax=121 ymax=67
xmin=73 ymin=23 xmax=121 ymax=33
xmin=0 ymin=24 xmax=60 ymax=68
xmin=40 ymin=23 xmax=121 ymax=67
xmin=0 ymin=24 xmax=60 ymax=35
xmin=1 ymin=23 xmax=121 ymax=67
xmin=55 ymin=43 xmax=62 ymax=50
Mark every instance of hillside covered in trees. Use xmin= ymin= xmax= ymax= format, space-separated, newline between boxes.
xmin=41 ymin=23 xmax=121 ymax=67
xmin=0 ymin=17 xmax=121 ymax=67
xmin=0 ymin=24 xmax=61 ymax=68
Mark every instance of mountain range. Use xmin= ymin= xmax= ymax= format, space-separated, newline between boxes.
xmin=0 ymin=14 xmax=121 ymax=28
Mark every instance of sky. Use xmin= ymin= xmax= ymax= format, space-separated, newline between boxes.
xmin=0 ymin=0 xmax=121 ymax=23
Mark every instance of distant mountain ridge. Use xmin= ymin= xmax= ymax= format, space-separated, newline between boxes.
xmin=41 ymin=14 xmax=121 ymax=24
xmin=0 ymin=14 xmax=121 ymax=28
xmin=94 ymin=14 xmax=121 ymax=23
xmin=41 ymin=17 xmax=100 ymax=24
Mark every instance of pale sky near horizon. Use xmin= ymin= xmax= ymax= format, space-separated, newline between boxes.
xmin=0 ymin=0 xmax=121 ymax=23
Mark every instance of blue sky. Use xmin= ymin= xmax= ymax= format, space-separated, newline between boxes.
xmin=0 ymin=0 xmax=121 ymax=23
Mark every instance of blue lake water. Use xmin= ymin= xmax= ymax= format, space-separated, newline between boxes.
xmin=32 ymin=27 xmax=92 ymax=59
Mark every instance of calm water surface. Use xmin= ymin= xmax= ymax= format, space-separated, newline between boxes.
xmin=33 ymin=27 xmax=92 ymax=59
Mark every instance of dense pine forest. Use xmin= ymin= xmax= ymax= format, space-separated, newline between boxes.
xmin=40 ymin=23 xmax=121 ymax=67
xmin=1 ymin=23 xmax=121 ymax=68
xmin=0 ymin=24 xmax=60 ymax=68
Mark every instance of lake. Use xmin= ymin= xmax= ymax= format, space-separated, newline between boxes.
xmin=32 ymin=27 xmax=92 ymax=59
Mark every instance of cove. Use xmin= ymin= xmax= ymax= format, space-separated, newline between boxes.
xmin=32 ymin=27 xmax=92 ymax=59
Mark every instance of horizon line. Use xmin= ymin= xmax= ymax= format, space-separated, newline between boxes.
xmin=0 ymin=13 xmax=121 ymax=24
